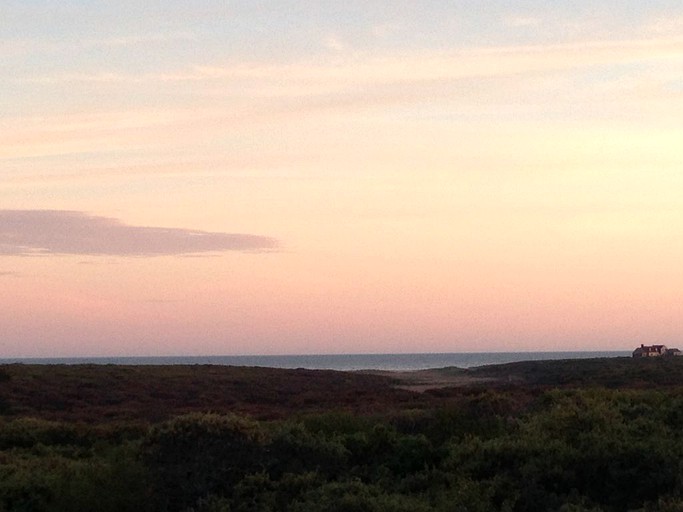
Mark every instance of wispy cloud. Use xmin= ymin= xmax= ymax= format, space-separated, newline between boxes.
xmin=643 ymin=15 xmax=683 ymax=37
xmin=19 ymin=35 xmax=683 ymax=87
xmin=4 ymin=35 xmax=682 ymax=163
xmin=370 ymin=23 xmax=401 ymax=39
xmin=0 ymin=31 xmax=196 ymax=60
xmin=0 ymin=210 xmax=278 ymax=257
xmin=323 ymin=35 xmax=346 ymax=52
xmin=504 ymin=16 xmax=542 ymax=28
xmin=85 ymin=32 xmax=197 ymax=47
xmin=0 ymin=270 xmax=21 ymax=277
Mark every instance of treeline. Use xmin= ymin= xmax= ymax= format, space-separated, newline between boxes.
xmin=3 ymin=386 xmax=683 ymax=511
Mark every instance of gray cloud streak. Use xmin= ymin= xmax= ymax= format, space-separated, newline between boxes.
xmin=0 ymin=210 xmax=278 ymax=256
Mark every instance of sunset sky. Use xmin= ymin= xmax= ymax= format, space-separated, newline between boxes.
xmin=2 ymin=1 xmax=683 ymax=357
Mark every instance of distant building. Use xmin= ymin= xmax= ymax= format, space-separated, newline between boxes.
xmin=632 ymin=344 xmax=682 ymax=358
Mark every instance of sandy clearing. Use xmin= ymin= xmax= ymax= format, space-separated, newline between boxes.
xmin=360 ymin=368 xmax=498 ymax=392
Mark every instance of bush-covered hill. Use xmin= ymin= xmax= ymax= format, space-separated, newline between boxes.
xmin=0 ymin=364 xmax=418 ymax=423
xmin=465 ymin=355 xmax=683 ymax=387
xmin=3 ymin=358 xmax=683 ymax=511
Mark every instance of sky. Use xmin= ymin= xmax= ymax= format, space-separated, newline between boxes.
xmin=2 ymin=1 xmax=683 ymax=357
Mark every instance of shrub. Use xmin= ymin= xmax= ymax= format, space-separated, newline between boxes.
xmin=268 ymin=422 xmax=348 ymax=477
xmin=0 ymin=418 xmax=91 ymax=450
xmin=142 ymin=413 xmax=266 ymax=511
xmin=289 ymin=480 xmax=432 ymax=512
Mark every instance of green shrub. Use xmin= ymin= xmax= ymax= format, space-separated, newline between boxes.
xmin=142 ymin=413 xmax=266 ymax=511
xmin=0 ymin=417 xmax=95 ymax=451
xmin=268 ymin=422 xmax=348 ymax=477
xmin=290 ymin=480 xmax=432 ymax=512
xmin=0 ymin=444 xmax=149 ymax=512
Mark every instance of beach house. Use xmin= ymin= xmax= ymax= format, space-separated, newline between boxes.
xmin=632 ymin=344 xmax=682 ymax=358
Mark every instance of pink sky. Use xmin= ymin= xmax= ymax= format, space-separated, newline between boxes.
xmin=2 ymin=2 xmax=683 ymax=356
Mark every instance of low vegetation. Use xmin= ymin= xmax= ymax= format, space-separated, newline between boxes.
xmin=2 ymin=357 xmax=683 ymax=511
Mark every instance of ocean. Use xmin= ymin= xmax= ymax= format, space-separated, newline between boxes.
xmin=0 ymin=351 xmax=631 ymax=371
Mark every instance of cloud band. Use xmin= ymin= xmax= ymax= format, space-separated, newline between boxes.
xmin=0 ymin=210 xmax=278 ymax=256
